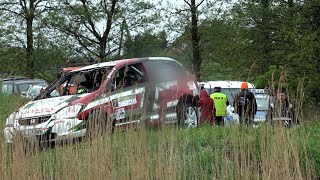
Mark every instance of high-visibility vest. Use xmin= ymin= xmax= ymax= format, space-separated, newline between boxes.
xmin=210 ymin=92 xmax=227 ymax=116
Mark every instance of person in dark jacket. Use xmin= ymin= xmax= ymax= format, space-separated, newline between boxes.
xmin=197 ymin=89 xmax=215 ymax=126
xmin=268 ymin=90 xmax=297 ymax=127
xmin=233 ymin=82 xmax=257 ymax=125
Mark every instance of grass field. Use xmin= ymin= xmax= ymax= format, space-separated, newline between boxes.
xmin=0 ymin=93 xmax=319 ymax=179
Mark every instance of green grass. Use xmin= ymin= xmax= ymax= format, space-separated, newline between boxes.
xmin=0 ymin=93 xmax=320 ymax=179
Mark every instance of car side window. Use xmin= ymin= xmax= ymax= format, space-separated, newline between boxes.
xmin=8 ymin=84 xmax=14 ymax=93
xmin=144 ymin=60 xmax=186 ymax=83
xmin=111 ymin=63 xmax=146 ymax=91
xmin=1 ymin=84 xmax=8 ymax=93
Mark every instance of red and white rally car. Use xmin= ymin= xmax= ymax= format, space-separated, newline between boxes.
xmin=4 ymin=57 xmax=199 ymax=144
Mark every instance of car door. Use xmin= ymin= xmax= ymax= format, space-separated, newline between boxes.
xmin=109 ymin=63 xmax=147 ymax=129
xmin=143 ymin=60 xmax=192 ymax=124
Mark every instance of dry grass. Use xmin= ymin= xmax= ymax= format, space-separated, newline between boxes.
xmin=0 ymin=122 xmax=317 ymax=179
xmin=0 ymin=90 xmax=319 ymax=179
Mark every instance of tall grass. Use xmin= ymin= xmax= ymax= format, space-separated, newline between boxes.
xmin=0 ymin=93 xmax=319 ymax=179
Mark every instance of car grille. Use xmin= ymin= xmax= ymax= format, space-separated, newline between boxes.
xmin=18 ymin=115 xmax=51 ymax=126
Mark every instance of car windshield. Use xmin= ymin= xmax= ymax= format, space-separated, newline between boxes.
xmin=18 ymin=82 xmax=47 ymax=93
xmin=18 ymin=84 xmax=32 ymax=93
xmin=29 ymin=86 xmax=43 ymax=96
xmin=39 ymin=66 xmax=113 ymax=99
xmin=256 ymin=96 xmax=269 ymax=111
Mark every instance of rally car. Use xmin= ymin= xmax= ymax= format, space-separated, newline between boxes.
xmin=3 ymin=57 xmax=199 ymax=145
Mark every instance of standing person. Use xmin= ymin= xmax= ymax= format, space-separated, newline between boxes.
xmin=210 ymin=87 xmax=228 ymax=126
xmin=268 ymin=89 xmax=297 ymax=127
xmin=233 ymin=82 xmax=257 ymax=126
xmin=196 ymin=89 xmax=215 ymax=125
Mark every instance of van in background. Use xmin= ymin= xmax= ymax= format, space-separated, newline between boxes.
xmin=198 ymin=81 xmax=255 ymax=105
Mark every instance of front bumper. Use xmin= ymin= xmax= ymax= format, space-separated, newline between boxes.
xmin=13 ymin=118 xmax=86 ymax=143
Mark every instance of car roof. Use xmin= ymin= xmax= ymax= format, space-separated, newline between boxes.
xmin=30 ymin=84 xmax=48 ymax=88
xmin=199 ymin=80 xmax=255 ymax=89
xmin=62 ymin=66 xmax=83 ymax=72
xmin=1 ymin=76 xmax=28 ymax=81
xmin=70 ymin=57 xmax=179 ymax=73
xmin=1 ymin=79 xmax=47 ymax=84
xmin=250 ymin=88 xmax=270 ymax=94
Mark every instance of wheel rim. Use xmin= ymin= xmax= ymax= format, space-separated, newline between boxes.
xmin=184 ymin=106 xmax=197 ymax=128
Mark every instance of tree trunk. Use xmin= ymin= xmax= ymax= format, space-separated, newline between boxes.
xmin=118 ymin=19 xmax=125 ymax=59
xmin=288 ymin=0 xmax=293 ymax=7
xmin=190 ymin=0 xmax=201 ymax=81
xmin=98 ymin=40 xmax=106 ymax=62
xmin=26 ymin=0 xmax=35 ymax=78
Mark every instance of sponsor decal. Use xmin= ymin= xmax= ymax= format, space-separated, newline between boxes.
xmin=118 ymin=94 xmax=137 ymax=107
xmin=116 ymin=108 xmax=125 ymax=120
xmin=84 ymin=87 xmax=145 ymax=111
xmin=54 ymin=120 xmax=65 ymax=125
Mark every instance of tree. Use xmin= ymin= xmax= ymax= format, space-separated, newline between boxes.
xmin=162 ymin=0 xmax=228 ymax=80
xmin=0 ymin=0 xmax=50 ymax=78
xmin=123 ymin=30 xmax=168 ymax=58
xmin=46 ymin=0 xmax=157 ymax=62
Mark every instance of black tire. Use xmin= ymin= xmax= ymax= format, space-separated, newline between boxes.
xmin=177 ymin=102 xmax=198 ymax=128
xmin=86 ymin=109 xmax=114 ymax=139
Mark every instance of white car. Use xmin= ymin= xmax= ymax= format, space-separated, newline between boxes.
xmin=22 ymin=85 xmax=48 ymax=99
xmin=3 ymin=57 xmax=199 ymax=146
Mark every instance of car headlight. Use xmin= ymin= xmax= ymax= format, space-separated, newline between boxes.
xmin=53 ymin=104 xmax=84 ymax=120
xmin=5 ymin=113 xmax=16 ymax=126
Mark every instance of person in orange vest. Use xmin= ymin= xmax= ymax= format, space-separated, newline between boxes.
xmin=210 ymin=87 xmax=229 ymax=126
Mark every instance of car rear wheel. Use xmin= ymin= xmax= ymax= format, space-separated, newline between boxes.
xmin=86 ymin=109 xmax=114 ymax=139
xmin=178 ymin=102 xmax=198 ymax=128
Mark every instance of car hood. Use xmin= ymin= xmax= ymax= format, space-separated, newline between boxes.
xmin=14 ymin=94 xmax=88 ymax=119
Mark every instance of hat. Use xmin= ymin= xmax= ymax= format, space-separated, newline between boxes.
xmin=214 ymin=86 xmax=221 ymax=92
xmin=241 ymin=82 xmax=248 ymax=90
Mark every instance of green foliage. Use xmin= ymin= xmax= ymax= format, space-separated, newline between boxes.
xmin=123 ymin=30 xmax=168 ymax=58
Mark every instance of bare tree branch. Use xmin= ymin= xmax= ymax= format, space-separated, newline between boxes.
xmin=183 ymin=0 xmax=191 ymax=7
xmin=20 ymin=0 xmax=27 ymax=12
xmin=80 ymin=0 xmax=102 ymax=40
xmin=102 ymin=0 xmax=117 ymax=40
xmin=75 ymin=36 xmax=99 ymax=57
xmin=196 ymin=0 xmax=205 ymax=8
xmin=174 ymin=8 xmax=190 ymax=14
xmin=0 ymin=7 xmax=23 ymax=16
xmin=52 ymin=26 xmax=99 ymax=45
